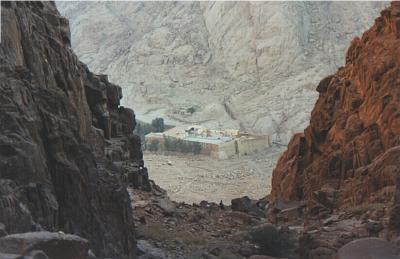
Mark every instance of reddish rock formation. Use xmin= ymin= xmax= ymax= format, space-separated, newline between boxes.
xmin=272 ymin=1 xmax=400 ymax=212
xmin=0 ymin=1 xmax=150 ymax=258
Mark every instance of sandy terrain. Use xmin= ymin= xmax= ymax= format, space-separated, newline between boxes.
xmin=144 ymin=146 xmax=284 ymax=204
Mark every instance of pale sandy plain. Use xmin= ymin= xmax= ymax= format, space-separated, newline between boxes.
xmin=145 ymin=146 xmax=284 ymax=204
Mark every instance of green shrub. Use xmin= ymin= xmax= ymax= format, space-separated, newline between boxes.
xmin=192 ymin=142 xmax=202 ymax=154
xmin=134 ymin=118 xmax=166 ymax=142
xmin=147 ymin=139 xmax=160 ymax=152
xmin=151 ymin=118 xmax=165 ymax=132
xmin=187 ymin=107 xmax=196 ymax=114
xmin=163 ymin=136 xmax=202 ymax=154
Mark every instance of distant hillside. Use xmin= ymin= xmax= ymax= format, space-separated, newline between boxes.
xmin=57 ymin=1 xmax=386 ymax=143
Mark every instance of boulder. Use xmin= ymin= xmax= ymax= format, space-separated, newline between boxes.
xmin=336 ymin=238 xmax=400 ymax=259
xmin=0 ymin=231 xmax=89 ymax=259
xmin=245 ymin=224 xmax=296 ymax=258
xmin=157 ymin=198 xmax=177 ymax=216
xmin=231 ymin=196 xmax=252 ymax=212
xmin=137 ymin=240 xmax=167 ymax=259
xmin=231 ymin=196 xmax=265 ymax=217
xmin=298 ymin=218 xmax=371 ymax=258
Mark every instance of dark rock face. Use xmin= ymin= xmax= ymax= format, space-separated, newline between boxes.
xmin=0 ymin=1 xmax=148 ymax=258
xmin=271 ymin=2 xmax=400 ymax=214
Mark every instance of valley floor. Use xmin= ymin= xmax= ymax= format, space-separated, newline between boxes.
xmin=129 ymin=185 xmax=300 ymax=259
xmin=144 ymin=146 xmax=284 ymax=204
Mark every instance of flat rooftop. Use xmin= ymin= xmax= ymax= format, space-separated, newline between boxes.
xmin=145 ymin=132 xmax=164 ymax=137
xmin=184 ymin=136 xmax=233 ymax=144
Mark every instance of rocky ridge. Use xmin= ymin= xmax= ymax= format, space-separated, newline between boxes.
xmin=270 ymin=1 xmax=400 ymax=257
xmin=0 ymin=1 xmax=151 ymax=258
xmin=272 ymin=1 xmax=400 ymax=210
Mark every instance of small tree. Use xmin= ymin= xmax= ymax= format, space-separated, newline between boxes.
xmin=147 ymin=139 xmax=160 ymax=152
xmin=151 ymin=118 xmax=165 ymax=132
xmin=163 ymin=135 xmax=171 ymax=151
xmin=187 ymin=107 xmax=196 ymax=114
xmin=134 ymin=121 xmax=155 ymax=142
xmin=192 ymin=142 xmax=202 ymax=154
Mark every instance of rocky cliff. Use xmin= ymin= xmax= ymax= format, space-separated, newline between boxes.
xmin=0 ymin=1 xmax=149 ymax=258
xmin=56 ymin=1 xmax=386 ymax=143
xmin=271 ymin=2 xmax=400 ymax=214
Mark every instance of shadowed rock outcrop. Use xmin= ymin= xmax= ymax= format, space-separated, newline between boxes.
xmin=0 ymin=1 xmax=149 ymax=258
xmin=271 ymin=1 xmax=400 ymax=215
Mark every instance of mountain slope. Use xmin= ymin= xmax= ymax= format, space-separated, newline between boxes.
xmin=57 ymin=1 xmax=386 ymax=143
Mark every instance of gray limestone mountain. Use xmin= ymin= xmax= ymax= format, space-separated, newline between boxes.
xmin=57 ymin=1 xmax=387 ymax=143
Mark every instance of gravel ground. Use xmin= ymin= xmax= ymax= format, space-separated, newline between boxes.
xmin=144 ymin=146 xmax=284 ymax=204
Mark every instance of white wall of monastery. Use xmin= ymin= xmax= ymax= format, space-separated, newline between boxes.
xmin=236 ymin=136 xmax=271 ymax=157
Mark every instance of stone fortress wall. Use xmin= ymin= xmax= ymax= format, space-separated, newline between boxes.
xmin=145 ymin=125 xmax=271 ymax=159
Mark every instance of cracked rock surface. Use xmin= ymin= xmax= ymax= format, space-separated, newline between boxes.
xmin=57 ymin=1 xmax=386 ymax=143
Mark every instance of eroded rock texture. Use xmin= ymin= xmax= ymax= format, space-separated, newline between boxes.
xmin=272 ymin=2 xmax=400 ymax=212
xmin=56 ymin=2 xmax=386 ymax=143
xmin=0 ymin=1 xmax=148 ymax=258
